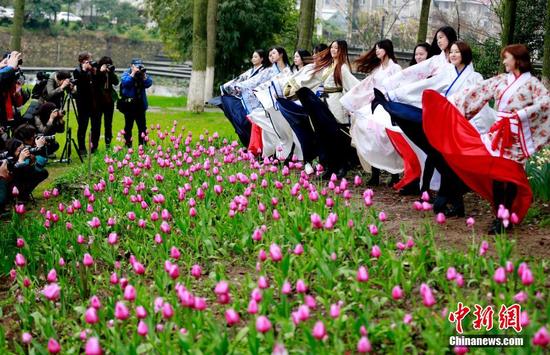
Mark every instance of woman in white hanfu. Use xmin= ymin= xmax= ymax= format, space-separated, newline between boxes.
xmin=220 ymin=49 xmax=269 ymax=147
xmin=379 ymin=41 xmax=487 ymax=217
xmin=283 ymin=40 xmax=360 ymax=179
xmin=423 ymin=44 xmax=550 ymax=234
xmin=340 ymin=39 xmax=402 ymax=185
xmin=230 ymin=47 xmax=290 ymax=156
xmin=249 ymin=51 xmax=312 ymax=161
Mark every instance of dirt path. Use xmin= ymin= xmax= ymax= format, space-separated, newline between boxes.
xmin=365 ymin=183 xmax=550 ymax=259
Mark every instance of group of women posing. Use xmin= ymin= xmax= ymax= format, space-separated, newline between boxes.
xmin=219 ymin=27 xmax=549 ymax=235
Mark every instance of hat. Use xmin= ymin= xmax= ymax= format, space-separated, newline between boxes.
xmin=131 ymin=58 xmax=143 ymax=66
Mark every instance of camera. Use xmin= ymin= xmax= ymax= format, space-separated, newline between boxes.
xmin=69 ymin=78 xmax=78 ymax=86
xmin=27 ymin=146 xmax=44 ymax=155
xmin=135 ymin=65 xmax=147 ymax=80
xmin=0 ymin=156 xmax=16 ymax=172
xmin=36 ymin=134 xmax=56 ymax=142
xmin=36 ymin=71 xmax=50 ymax=81
xmin=106 ymin=64 xmax=115 ymax=72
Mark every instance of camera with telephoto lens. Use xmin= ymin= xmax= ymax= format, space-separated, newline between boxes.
xmin=134 ymin=64 xmax=147 ymax=81
xmin=106 ymin=64 xmax=115 ymax=72
xmin=0 ymin=156 xmax=16 ymax=173
xmin=36 ymin=134 xmax=56 ymax=143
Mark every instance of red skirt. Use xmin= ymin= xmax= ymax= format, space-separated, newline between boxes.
xmin=386 ymin=128 xmax=421 ymax=190
xmin=422 ymin=90 xmax=532 ymax=221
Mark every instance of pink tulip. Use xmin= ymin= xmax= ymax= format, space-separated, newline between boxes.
xmin=312 ymin=321 xmax=327 ymax=340
xmin=420 ymin=283 xmax=436 ymax=307
xmin=520 ymin=311 xmax=530 ymax=327
xmin=446 ymin=267 xmax=457 ymax=281
xmin=247 ymin=299 xmax=258 ymax=314
xmin=413 ymin=201 xmax=422 ymax=211
xmin=136 ymin=305 xmax=147 ymax=319
xmin=107 ymin=233 xmax=118 ymax=245
xmin=269 ymin=243 xmax=282 ymax=262
xmin=194 ymin=297 xmax=207 ymax=311
xmin=357 ymin=336 xmax=372 ymax=353
xmin=258 ymin=276 xmax=269 ymax=289
xmin=256 ymin=316 xmax=272 ymax=333
xmin=225 ymin=309 xmax=240 ymax=326
xmin=16 ymin=238 xmax=24 ymax=248
xmin=532 ymin=327 xmax=550 ymax=347
xmin=42 ymin=283 xmax=61 ymax=301
xmin=21 ymin=332 xmax=32 ymax=344
xmin=191 ymin=264 xmax=202 ymax=279
xmin=214 ymin=281 xmax=229 ymax=295
xmin=368 ymin=224 xmax=378 ymax=235
xmin=124 ymin=285 xmax=136 ymax=301
xmin=137 ymin=320 xmax=149 ymax=336
xmin=114 ymin=301 xmax=130 ymax=320
xmin=517 ymin=262 xmax=528 ymax=277
xmin=15 ymin=204 xmax=25 ymax=214
xmin=133 ymin=262 xmax=145 ymax=275
xmin=329 ymin=303 xmax=340 ymax=318
xmin=514 ymin=291 xmax=528 ymax=303
xmin=273 ymin=343 xmax=288 ymax=355
xmin=455 ymin=273 xmax=464 ymax=288
xmin=479 ymin=240 xmax=489 ymax=256
xmin=493 ymin=267 xmax=506 ymax=284
xmin=83 ymin=253 xmax=94 ymax=267
xmin=310 ymin=213 xmax=323 ymax=229
xmin=403 ymin=313 xmax=413 ymax=324
xmin=371 ymin=245 xmax=381 ymax=258
xmin=421 ymin=201 xmax=432 ymax=211
xmin=258 ymin=249 xmax=267 ymax=261
xmin=48 ymin=338 xmax=61 ymax=354
xmin=505 ymin=261 xmax=514 ymax=274
xmin=521 ymin=268 xmax=534 ymax=285
xmin=392 ymin=286 xmax=403 ymax=300
xmin=305 ymin=295 xmax=317 ymax=309
xmin=466 ymin=217 xmax=475 ymax=227
xmin=162 ymin=302 xmax=174 ymax=319
xmin=293 ymin=244 xmax=304 ymax=255
xmin=85 ymin=307 xmax=99 ymax=324
xmin=281 ymin=281 xmax=292 ymax=295
xmin=357 ymin=266 xmax=369 ymax=282
xmin=15 ymin=253 xmax=26 ymax=267
xmin=84 ymin=337 xmax=102 ymax=355
xmin=453 ymin=346 xmax=469 ymax=354
xmin=170 ymin=247 xmax=181 ymax=259
xmin=436 ymin=212 xmax=446 ymax=224
xmin=296 ymin=279 xmax=307 ymax=293
xmin=110 ymin=272 xmax=119 ymax=285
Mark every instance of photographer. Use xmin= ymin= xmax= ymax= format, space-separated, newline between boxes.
xmin=73 ymin=51 xmax=98 ymax=156
xmin=119 ymin=58 xmax=152 ymax=148
xmin=30 ymin=102 xmax=64 ymax=155
xmin=43 ymin=70 xmax=73 ymax=109
xmin=0 ymin=51 xmax=29 ymax=129
xmin=93 ymin=56 xmax=119 ymax=150
xmin=6 ymin=124 xmax=48 ymax=202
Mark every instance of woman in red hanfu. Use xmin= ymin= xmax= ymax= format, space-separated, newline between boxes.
xmin=423 ymin=44 xmax=550 ymax=234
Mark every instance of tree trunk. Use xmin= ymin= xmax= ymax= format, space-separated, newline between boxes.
xmin=187 ymin=0 xmax=208 ymax=113
xmin=416 ymin=0 xmax=431 ymax=43
xmin=297 ymin=0 xmax=316 ymax=50
xmin=542 ymin=0 xmax=550 ymax=88
xmin=11 ymin=0 xmax=25 ymax=51
xmin=204 ymin=0 xmax=218 ymax=102
xmin=501 ymin=0 xmax=517 ymax=46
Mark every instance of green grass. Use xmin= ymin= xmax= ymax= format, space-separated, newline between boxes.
xmin=148 ymin=96 xmax=188 ymax=108
xmin=36 ymin=96 xmax=234 ymax=195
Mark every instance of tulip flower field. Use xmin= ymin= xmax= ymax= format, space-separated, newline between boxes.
xmin=1 ymin=121 xmax=549 ymax=354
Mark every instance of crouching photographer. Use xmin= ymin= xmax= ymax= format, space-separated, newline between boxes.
xmin=119 ymin=58 xmax=152 ymax=148
xmin=29 ymin=102 xmax=65 ymax=155
xmin=5 ymin=124 xmax=49 ymax=202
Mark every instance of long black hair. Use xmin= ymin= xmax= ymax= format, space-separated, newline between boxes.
xmin=429 ymin=26 xmax=457 ymax=57
xmin=409 ymin=42 xmax=432 ymax=66
xmin=292 ymin=49 xmax=312 ymax=71
xmin=355 ymin=39 xmax=396 ymax=74
xmin=269 ymin=47 xmax=290 ymax=67
xmin=254 ymin=49 xmax=270 ymax=68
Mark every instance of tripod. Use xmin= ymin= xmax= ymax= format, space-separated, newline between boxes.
xmin=59 ymin=91 xmax=83 ymax=164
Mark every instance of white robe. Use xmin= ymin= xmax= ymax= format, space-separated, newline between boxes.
xmin=342 ymin=61 xmax=404 ymax=174
xmin=386 ymin=62 xmax=487 ymax=190
xmin=249 ymin=67 xmax=306 ymax=160
xmin=285 ymin=63 xmax=359 ymax=124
